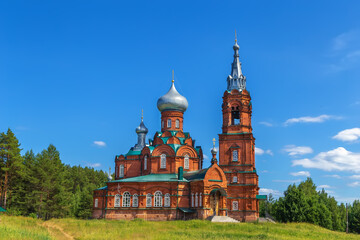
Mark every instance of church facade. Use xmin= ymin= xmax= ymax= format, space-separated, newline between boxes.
xmin=92 ymin=39 xmax=265 ymax=221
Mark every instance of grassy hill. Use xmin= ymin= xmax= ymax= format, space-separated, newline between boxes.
xmin=0 ymin=215 xmax=359 ymax=240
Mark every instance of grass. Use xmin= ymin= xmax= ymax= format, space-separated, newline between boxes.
xmin=0 ymin=215 xmax=359 ymax=240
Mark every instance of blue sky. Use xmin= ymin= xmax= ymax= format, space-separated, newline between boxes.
xmin=1 ymin=1 xmax=360 ymax=203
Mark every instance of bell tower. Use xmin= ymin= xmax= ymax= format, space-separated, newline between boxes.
xmin=218 ymin=35 xmax=259 ymax=222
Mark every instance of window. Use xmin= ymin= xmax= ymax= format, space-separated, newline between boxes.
xmin=122 ymin=192 xmax=131 ymax=207
xmin=94 ymin=199 xmax=98 ymax=208
xmin=232 ymin=201 xmax=238 ymax=211
xmin=154 ymin=191 xmax=163 ymax=207
xmin=119 ymin=164 xmax=124 ymax=177
xmin=132 ymin=194 xmax=138 ymax=207
xmin=232 ymin=150 xmax=238 ymax=162
xmin=115 ymin=166 xmax=118 ymax=178
xmin=184 ymin=154 xmax=189 ymax=169
xmin=146 ymin=193 xmax=152 ymax=207
xmin=114 ymin=194 xmax=120 ymax=207
xmin=199 ymin=193 xmax=202 ymax=207
xmin=231 ymin=106 xmax=240 ymax=125
xmin=232 ymin=176 xmax=238 ymax=183
xmin=144 ymin=156 xmax=147 ymax=170
xmin=160 ymin=154 xmax=166 ymax=169
xmin=195 ymin=193 xmax=198 ymax=207
xmin=164 ymin=193 xmax=170 ymax=207
xmin=191 ymin=193 xmax=194 ymax=207
xmin=175 ymin=119 xmax=180 ymax=128
xmin=167 ymin=119 xmax=171 ymax=128
xmin=161 ymin=120 xmax=164 ymax=129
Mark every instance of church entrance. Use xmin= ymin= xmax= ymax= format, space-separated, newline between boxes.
xmin=209 ymin=188 xmax=226 ymax=216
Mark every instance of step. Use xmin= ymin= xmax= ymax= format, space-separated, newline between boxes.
xmin=208 ymin=216 xmax=239 ymax=223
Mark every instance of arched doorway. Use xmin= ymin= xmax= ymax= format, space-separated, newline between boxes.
xmin=209 ymin=188 xmax=226 ymax=216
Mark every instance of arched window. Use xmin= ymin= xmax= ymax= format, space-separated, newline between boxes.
xmin=191 ymin=193 xmax=194 ymax=207
xmin=115 ymin=166 xmax=118 ymax=178
xmin=154 ymin=191 xmax=163 ymax=207
xmin=164 ymin=193 xmax=170 ymax=207
xmin=122 ymin=192 xmax=131 ymax=207
xmin=144 ymin=156 xmax=147 ymax=170
xmin=232 ymin=150 xmax=238 ymax=162
xmin=114 ymin=194 xmax=120 ymax=207
xmin=161 ymin=120 xmax=164 ymax=129
xmin=195 ymin=193 xmax=198 ymax=207
xmin=132 ymin=194 xmax=138 ymax=207
xmin=160 ymin=154 xmax=166 ymax=169
xmin=167 ymin=119 xmax=171 ymax=128
xmin=232 ymin=176 xmax=238 ymax=183
xmin=146 ymin=193 xmax=152 ymax=207
xmin=94 ymin=199 xmax=98 ymax=208
xmin=232 ymin=201 xmax=238 ymax=211
xmin=175 ymin=119 xmax=180 ymax=128
xmin=184 ymin=154 xmax=189 ymax=169
xmin=119 ymin=164 xmax=124 ymax=177
xmin=199 ymin=193 xmax=202 ymax=207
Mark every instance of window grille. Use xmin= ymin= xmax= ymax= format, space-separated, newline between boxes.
xmin=160 ymin=154 xmax=166 ymax=169
xmin=132 ymin=194 xmax=138 ymax=207
xmin=114 ymin=194 xmax=121 ymax=207
xmin=154 ymin=191 xmax=163 ymax=207
xmin=164 ymin=193 xmax=170 ymax=207
xmin=184 ymin=154 xmax=189 ymax=169
xmin=122 ymin=192 xmax=131 ymax=207
xmin=146 ymin=193 xmax=152 ymax=207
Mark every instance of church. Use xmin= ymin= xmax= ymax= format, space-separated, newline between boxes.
xmin=92 ymin=38 xmax=265 ymax=221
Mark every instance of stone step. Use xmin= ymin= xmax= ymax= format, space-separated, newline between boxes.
xmin=208 ymin=216 xmax=239 ymax=223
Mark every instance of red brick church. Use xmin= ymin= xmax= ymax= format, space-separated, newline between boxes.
xmin=92 ymin=38 xmax=265 ymax=221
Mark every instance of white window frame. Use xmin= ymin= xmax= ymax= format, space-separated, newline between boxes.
xmin=232 ymin=150 xmax=238 ymax=162
xmin=199 ymin=193 xmax=202 ymax=207
xmin=167 ymin=119 xmax=171 ymax=128
xmin=232 ymin=176 xmax=238 ymax=183
xmin=146 ymin=193 xmax=152 ymax=207
xmin=164 ymin=193 xmax=170 ymax=207
xmin=114 ymin=194 xmax=121 ymax=207
xmin=122 ymin=192 xmax=131 ymax=207
xmin=132 ymin=194 xmax=138 ymax=207
xmin=161 ymin=120 xmax=164 ymax=129
xmin=154 ymin=191 xmax=163 ymax=207
xmin=195 ymin=193 xmax=198 ymax=207
xmin=232 ymin=201 xmax=238 ymax=211
xmin=119 ymin=164 xmax=124 ymax=178
xmin=160 ymin=154 xmax=166 ymax=169
xmin=191 ymin=193 xmax=194 ymax=207
xmin=175 ymin=119 xmax=180 ymax=128
xmin=184 ymin=154 xmax=189 ymax=170
xmin=94 ymin=198 xmax=98 ymax=208
xmin=144 ymin=156 xmax=147 ymax=170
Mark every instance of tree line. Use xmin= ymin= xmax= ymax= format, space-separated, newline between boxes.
xmin=0 ymin=128 xmax=108 ymax=219
xmin=260 ymin=178 xmax=360 ymax=234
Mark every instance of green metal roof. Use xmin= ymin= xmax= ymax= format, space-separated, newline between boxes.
xmin=95 ymin=186 xmax=107 ymax=191
xmin=177 ymin=207 xmax=195 ymax=213
xmin=183 ymin=168 xmax=209 ymax=181
xmin=110 ymin=173 xmax=189 ymax=183
xmin=167 ymin=144 xmax=182 ymax=153
xmin=256 ymin=195 xmax=267 ymax=200
xmin=161 ymin=137 xmax=170 ymax=144
xmin=125 ymin=149 xmax=142 ymax=156
xmin=0 ymin=207 xmax=6 ymax=212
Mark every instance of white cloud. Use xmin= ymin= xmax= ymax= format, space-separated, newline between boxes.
xmin=93 ymin=141 xmax=106 ymax=147
xmin=350 ymin=175 xmax=360 ymax=179
xmin=260 ymin=170 xmax=269 ymax=173
xmin=203 ymin=154 xmax=209 ymax=160
xmin=333 ymin=128 xmax=360 ymax=142
xmin=259 ymin=188 xmax=282 ymax=197
xmin=332 ymin=30 xmax=360 ymax=51
xmin=348 ymin=181 xmax=360 ymax=187
xmin=259 ymin=121 xmax=273 ymax=127
xmin=324 ymin=174 xmax=342 ymax=179
xmin=290 ymin=171 xmax=311 ymax=177
xmin=292 ymin=147 xmax=360 ymax=173
xmin=318 ymin=184 xmax=331 ymax=189
xmin=284 ymin=115 xmax=340 ymax=126
xmin=255 ymin=147 xmax=273 ymax=156
xmin=284 ymin=145 xmax=313 ymax=156
xmin=273 ymin=179 xmax=302 ymax=183
xmin=87 ymin=163 xmax=101 ymax=168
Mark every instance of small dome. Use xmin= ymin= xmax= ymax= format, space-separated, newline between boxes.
xmin=157 ymin=82 xmax=188 ymax=112
xmin=135 ymin=120 xmax=148 ymax=134
xmin=233 ymin=41 xmax=239 ymax=50
xmin=211 ymin=146 xmax=217 ymax=155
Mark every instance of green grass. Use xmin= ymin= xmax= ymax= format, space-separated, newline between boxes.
xmin=0 ymin=215 xmax=359 ymax=240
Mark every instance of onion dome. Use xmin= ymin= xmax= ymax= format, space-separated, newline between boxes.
xmin=157 ymin=80 xmax=188 ymax=112
xmin=135 ymin=109 xmax=148 ymax=134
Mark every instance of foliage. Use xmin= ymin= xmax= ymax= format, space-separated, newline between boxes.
xmin=0 ymin=129 xmax=108 ymax=220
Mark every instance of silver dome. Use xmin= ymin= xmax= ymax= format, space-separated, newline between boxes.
xmin=157 ymin=81 xmax=188 ymax=112
xmin=135 ymin=120 xmax=148 ymax=134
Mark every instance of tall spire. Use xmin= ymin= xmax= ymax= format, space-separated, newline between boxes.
xmin=227 ymin=31 xmax=246 ymax=92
